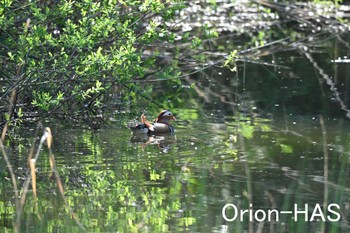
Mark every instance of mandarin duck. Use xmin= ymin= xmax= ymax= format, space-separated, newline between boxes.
xmin=130 ymin=110 xmax=176 ymax=134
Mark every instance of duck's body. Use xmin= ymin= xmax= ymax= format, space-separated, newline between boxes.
xmin=129 ymin=110 xmax=176 ymax=135
xmin=131 ymin=122 xmax=175 ymax=134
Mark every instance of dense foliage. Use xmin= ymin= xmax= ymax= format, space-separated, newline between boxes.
xmin=0 ymin=0 xmax=193 ymax=124
xmin=2 ymin=0 xmax=348 ymax=127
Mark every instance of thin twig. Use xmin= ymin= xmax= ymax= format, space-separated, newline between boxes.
xmin=0 ymin=136 xmax=20 ymax=233
xmin=319 ymin=115 xmax=328 ymax=233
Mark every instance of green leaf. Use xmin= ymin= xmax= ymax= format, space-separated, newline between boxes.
xmin=240 ymin=124 xmax=254 ymax=139
xmin=280 ymin=144 xmax=293 ymax=154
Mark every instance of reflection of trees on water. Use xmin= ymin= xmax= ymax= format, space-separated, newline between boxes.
xmin=170 ymin=1 xmax=350 ymax=120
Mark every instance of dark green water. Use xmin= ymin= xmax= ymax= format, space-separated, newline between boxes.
xmin=2 ymin=113 xmax=350 ymax=233
xmin=2 ymin=101 xmax=350 ymax=232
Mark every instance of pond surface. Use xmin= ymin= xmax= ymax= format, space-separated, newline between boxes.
xmin=3 ymin=57 xmax=350 ymax=233
xmin=2 ymin=5 xmax=350 ymax=233
xmin=2 ymin=111 xmax=350 ymax=233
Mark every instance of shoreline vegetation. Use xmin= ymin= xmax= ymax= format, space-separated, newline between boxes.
xmin=1 ymin=1 xmax=349 ymax=127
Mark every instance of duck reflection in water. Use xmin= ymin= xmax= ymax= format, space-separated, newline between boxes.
xmin=129 ymin=110 xmax=176 ymax=151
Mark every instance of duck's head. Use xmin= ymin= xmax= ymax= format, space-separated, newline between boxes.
xmin=154 ymin=110 xmax=176 ymax=124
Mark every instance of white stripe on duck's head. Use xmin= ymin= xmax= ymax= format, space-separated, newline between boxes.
xmin=154 ymin=110 xmax=176 ymax=124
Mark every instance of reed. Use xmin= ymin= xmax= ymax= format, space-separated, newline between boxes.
xmin=0 ymin=125 xmax=86 ymax=232
xmin=29 ymin=159 xmax=37 ymax=200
